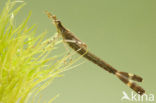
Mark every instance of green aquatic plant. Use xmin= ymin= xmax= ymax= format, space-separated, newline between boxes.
xmin=0 ymin=1 xmax=76 ymax=103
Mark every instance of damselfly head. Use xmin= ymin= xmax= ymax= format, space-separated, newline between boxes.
xmin=45 ymin=11 xmax=57 ymax=21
